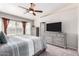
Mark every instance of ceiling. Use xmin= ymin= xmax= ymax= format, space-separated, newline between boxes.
xmin=0 ymin=3 xmax=70 ymax=20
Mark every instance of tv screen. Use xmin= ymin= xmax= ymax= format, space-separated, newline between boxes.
xmin=46 ymin=22 xmax=62 ymax=32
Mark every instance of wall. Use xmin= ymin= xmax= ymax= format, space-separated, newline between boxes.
xmin=35 ymin=4 xmax=78 ymax=50
xmin=78 ymin=4 xmax=79 ymax=53
xmin=0 ymin=18 xmax=3 ymax=31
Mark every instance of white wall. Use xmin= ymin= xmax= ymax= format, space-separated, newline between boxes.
xmin=35 ymin=4 xmax=78 ymax=49
xmin=0 ymin=18 xmax=2 ymax=31
xmin=78 ymin=4 xmax=79 ymax=53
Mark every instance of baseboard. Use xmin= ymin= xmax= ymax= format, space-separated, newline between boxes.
xmin=47 ymin=43 xmax=66 ymax=49
xmin=48 ymin=43 xmax=77 ymax=51
xmin=66 ymin=47 xmax=77 ymax=51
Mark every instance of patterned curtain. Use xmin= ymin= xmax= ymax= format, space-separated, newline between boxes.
xmin=22 ymin=21 xmax=26 ymax=35
xmin=2 ymin=17 xmax=10 ymax=34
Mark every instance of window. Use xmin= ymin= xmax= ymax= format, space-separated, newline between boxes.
xmin=26 ymin=23 xmax=31 ymax=35
xmin=16 ymin=21 xmax=23 ymax=35
xmin=7 ymin=21 xmax=23 ymax=35
xmin=7 ymin=20 xmax=31 ymax=35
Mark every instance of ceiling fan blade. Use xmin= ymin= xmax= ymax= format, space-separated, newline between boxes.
xmin=35 ymin=10 xmax=43 ymax=13
xmin=24 ymin=11 xmax=29 ymax=14
xmin=33 ymin=12 xmax=36 ymax=16
xmin=18 ymin=6 xmax=29 ymax=10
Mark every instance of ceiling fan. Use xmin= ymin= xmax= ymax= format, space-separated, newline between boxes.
xmin=19 ymin=3 xmax=43 ymax=16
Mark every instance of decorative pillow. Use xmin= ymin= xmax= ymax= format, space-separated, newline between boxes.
xmin=0 ymin=31 xmax=7 ymax=44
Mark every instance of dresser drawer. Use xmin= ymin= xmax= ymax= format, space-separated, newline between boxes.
xmin=46 ymin=37 xmax=54 ymax=44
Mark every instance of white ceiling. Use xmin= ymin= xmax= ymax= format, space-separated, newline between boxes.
xmin=0 ymin=3 xmax=70 ymax=20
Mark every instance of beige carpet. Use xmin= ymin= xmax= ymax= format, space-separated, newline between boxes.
xmin=40 ymin=44 xmax=78 ymax=56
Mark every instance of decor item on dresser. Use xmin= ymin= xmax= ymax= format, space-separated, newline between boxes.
xmin=0 ymin=31 xmax=7 ymax=44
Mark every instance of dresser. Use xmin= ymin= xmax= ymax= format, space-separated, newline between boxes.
xmin=45 ymin=31 xmax=67 ymax=48
xmin=40 ymin=22 xmax=67 ymax=48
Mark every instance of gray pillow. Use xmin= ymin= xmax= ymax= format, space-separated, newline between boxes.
xmin=0 ymin=31 xmax=7 ymax=44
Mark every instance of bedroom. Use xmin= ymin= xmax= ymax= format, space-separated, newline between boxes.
xmin=0 ymin=3 xmax=79 ymax=56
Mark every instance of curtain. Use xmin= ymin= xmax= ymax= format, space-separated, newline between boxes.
xmin=22 ymin=21 xmax=26 ymax=35
xmin=2 ymin=17 xmax=9 ymax=34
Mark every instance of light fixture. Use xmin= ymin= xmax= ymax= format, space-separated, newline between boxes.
xmin=29 ymin=11 xmax=33 ymax=13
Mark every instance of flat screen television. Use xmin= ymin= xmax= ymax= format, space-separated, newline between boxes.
xmin=46 ymin=22 xmax=62 ymax=32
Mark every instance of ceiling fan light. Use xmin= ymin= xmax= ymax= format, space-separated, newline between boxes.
xmin=29 ymin=11 xmax=33 ymax=13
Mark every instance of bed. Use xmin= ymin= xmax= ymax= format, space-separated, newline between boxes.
xmin=0 ymin=35 xmax=46 ymax=56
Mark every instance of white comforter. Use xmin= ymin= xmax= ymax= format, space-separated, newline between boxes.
xmin=0 ymin=35 xmax=46 ymax=56
xmin=0 ymin=36 xmax=30 ymax=56
xmin=16 ymin=35 xmax=43 ymax=54
xmin=14 ymin=36 xmax=34 ymax=56
xmin=16 ymin=35 xmax=44 ymax=55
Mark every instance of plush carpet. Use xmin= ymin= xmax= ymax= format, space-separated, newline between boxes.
xmin=40 ymin=44 xmax=78 ymax=56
